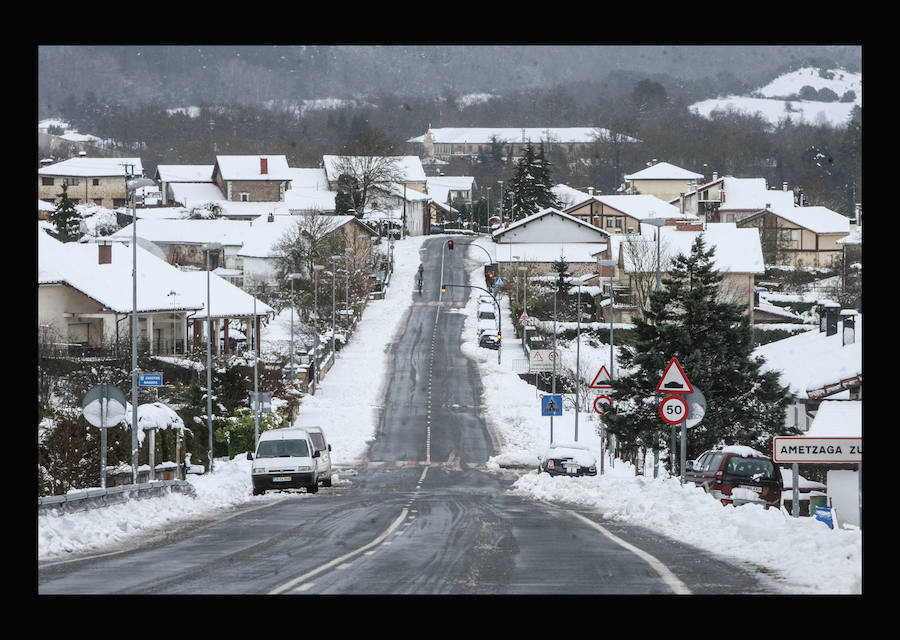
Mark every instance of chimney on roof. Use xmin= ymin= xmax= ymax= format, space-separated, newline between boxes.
xmin=712 ymin=171 xmax=718 ymax=181
xmin=587 ymin=187 xmax=594 ymax=196
xmin=98 ymin=242 xmax=112 ymax=265
xmin=267 ymin=212 xmax=274 ymax=222
xmin=260 ymin=157 xmax=268 ymax=175
xmin=783 ymin=182 xmax=788 ymax=191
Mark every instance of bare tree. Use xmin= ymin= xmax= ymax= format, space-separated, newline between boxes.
xmin=330 ymin=155 xmax=404 ymax=215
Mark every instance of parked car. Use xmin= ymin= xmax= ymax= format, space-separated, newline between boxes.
xmin=538 ymin=442 xmax=597 ymax=477
xmin=248 ymin=427 xmax=321 ymax=495
xmin=303 ymin=425 xmax=333 ymax=487
xmin=685 ymin=445 xmax=783 ymax=509
xmin=479 ymin=330 xmax=500 ymax=350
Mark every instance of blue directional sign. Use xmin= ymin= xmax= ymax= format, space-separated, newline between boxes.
xmin=541 ymin=394 xmax=563 ymax=416
xmin=138 ymin=372 xmax=163 ymax=387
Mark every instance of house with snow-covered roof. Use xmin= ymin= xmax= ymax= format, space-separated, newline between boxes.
xmin=594 ymin=222 xmax=765 ymax=323
xmin=212 ymin=155 xmax=293 ymax=202
xmin=563 ymin=194 xmax=696 ymax=235
xmin=737 ymin=203 xmax=851 ymax=268
xmin=624 ymin=160 xmax=706 ymax=202
xmin=672 ymin=175 xmax=797 ymax=225
xmin=110 ymin=218 xmax=251 ymax=273
xmin=38 ymin=157 xmax=144 ymax=209
xmin=491 ymin=208 xmax=611 ymax=280
xmin=238 ymin=213 xmax=377 ymax=289
xmin=38 ymin=228 xmax=273 ymax=357
xmin=154 ymin=164 xmax=214 ymax=205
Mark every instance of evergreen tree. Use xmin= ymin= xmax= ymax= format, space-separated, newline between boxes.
xmin=534 ymin=143 xmax=562 ymax=210
xmin=50 ymin=182 xmax=82 ymax=242
xmin=504 ymin=141 xmax=562 ymax=220
xmin=603 ymin=235 xmax=796 ymax=471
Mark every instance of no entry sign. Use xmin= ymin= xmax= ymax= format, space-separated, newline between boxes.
xmin=659 ymin=395 xmax=688 ymax=425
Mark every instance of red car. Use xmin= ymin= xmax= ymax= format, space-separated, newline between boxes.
xmin=685 ymin=446 xmax=783 ymax=509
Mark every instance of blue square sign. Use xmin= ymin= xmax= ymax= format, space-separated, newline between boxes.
xmin=139 ymin=372 xmax=163 ymax=387
xmin=541 ymin=394 xmax=563 ymax=416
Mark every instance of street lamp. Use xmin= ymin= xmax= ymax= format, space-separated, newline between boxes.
xmin=597 ymin=258 xmax=617 ymax=475
xmin=643 ymin=217 xmax=669 ymax=475
xmin=518 ymin=266 xmax=528 ymax=315
xmin=285 ymin=273 xmax=303 ymax=381
xmin=203 ymin=241 xmax=223 ymax=474
xmin=312 ymin=264 xmax=325 ymax=391
xmin=126 ymin=174 xmax=155 ymax=485
xmin=344 ymin=247 xmax=353 ymax=314
xmin=330 ymin=255 xmax=341 ymax=359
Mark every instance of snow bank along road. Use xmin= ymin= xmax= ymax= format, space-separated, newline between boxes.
xmin=38 ymin=237 xmax=781 ymax=594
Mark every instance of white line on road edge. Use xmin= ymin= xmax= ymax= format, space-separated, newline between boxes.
xmin=568 ymin=511 xmax=691 ymax=595
xmin=267 ymin=508 xmax=410 ymax=595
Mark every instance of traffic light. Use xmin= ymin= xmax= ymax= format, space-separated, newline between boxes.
xmin=486 ymin=272 xmax=494 ymax=286
xmin=441 ymin=285 xmax=446 ymax=293
xmin=447 ymin=240 xmax=454 ymax=251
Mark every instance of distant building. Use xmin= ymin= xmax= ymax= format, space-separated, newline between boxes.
xmin=38 ymin=157 xmax=144 ymax=209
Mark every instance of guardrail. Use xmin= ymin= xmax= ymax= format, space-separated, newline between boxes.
xmin=38 ymin=480 xmax=196 ymax=515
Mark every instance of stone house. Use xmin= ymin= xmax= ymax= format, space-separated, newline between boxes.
xmin=38 ymin=157 xmax=144 ymax=209
xmin=212 ymin=155 xmax=293 ymax=202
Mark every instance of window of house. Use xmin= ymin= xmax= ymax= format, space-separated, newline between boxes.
xmin=66 ymin=178 xmax=80 ymax=186
xmin=240 ymin=192 xmax=250 ymax=202
xmin=92 ymin=198 xmax=103 ymax=205
xmin=92 ymin=178 xmax=100 ymax=186
xmin=113 ymin=198 xmax=127 ymax=208
xmin=42 ymin=177 xmax=55 ymax=186
xmin=779 ymin=228 xmax=800 ymax=248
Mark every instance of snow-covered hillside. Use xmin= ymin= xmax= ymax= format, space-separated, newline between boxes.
xmin=690 ymin=67 xmax=861 ymax=128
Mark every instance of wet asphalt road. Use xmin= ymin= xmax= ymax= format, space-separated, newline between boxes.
xmin=38 ymin=237 xmax=778 ymax=595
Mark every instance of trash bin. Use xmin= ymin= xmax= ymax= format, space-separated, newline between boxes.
xmin=809 ymin=493 xmax=828 ymax=513
xmin=813 ymin=505 xmax=834 ymax=529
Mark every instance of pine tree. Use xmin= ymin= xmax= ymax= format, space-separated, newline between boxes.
xmin=534 ymin=143 xmax=561 ymax=210
xmin=50 ymin=182 xmax=82 ymax=242
xmin=603 ymin=235 xmax=796 ymax=471
xmin=503 ymin=141 xmax=560 ymax=220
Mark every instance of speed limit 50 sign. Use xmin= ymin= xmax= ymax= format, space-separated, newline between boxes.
xmin=659 ymin=395 xmax=688 ymax=425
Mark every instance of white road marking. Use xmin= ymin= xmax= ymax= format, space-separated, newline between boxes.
xmin=267 ymin=508 xmax=409 ymax=595
xmin=569 ymin=511 xmax=691 ymax=595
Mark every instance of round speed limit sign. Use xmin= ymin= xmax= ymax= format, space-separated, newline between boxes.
xmin=659 ymin=394 xmax=688 ymax=425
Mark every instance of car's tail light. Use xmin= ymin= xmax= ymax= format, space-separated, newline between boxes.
xmin=715 ymin=470 xmax=723 ymax=483
xmin=721 ymin=498 xmax=733 ymax=506
xmin=589 ymin=465 xmax=596 ymax=473
xmin=547 ymin=460 xmax=554 ymax=469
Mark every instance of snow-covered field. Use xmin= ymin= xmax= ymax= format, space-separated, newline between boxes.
xmin=37 ymin=234 xmax=862 ymax=594
xmin=690 ymin=66 xmax=861 ymax=128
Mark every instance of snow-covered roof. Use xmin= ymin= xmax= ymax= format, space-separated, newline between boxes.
xmin=408 ymin=127 xmax=629 ymax=144
xmin=765 ymin=204 xmax=852 ymax=235
xmin=286 ymin=167 xmax=330 ymax=190
xmin=237 ymin=214 xmax=369 ymax=259
xmin=595 ymin=194 xmax=686 ymax=221
xmin=38 ymin=157 xmax=143 ymax=177
xmin=624 ymin=162 xmax=705 ymax=181
xmin=805 ymin=400 xmax=862 ymax=438
xmin=552 ymin=184 xmax=593 ymax=209
xmin=38 ymin=228 xmax=273 ymax=319
xmin=155 ymin=165 xmax=214 ymax=182
xmin=717 ymin=177 xmax=796 ymax=211
xmin=426 ymin=176 xmax=475 ymax=203
xmin=754 ymin=314 xmax=862 ymax=399
xmin=284 ymin=188 xmax=337 ymax=212
xmin=322 ymin=155 xmax=426 ymax=184
xmin=169 ymin=182 xmax=225 ymax=206
xmin=214 ymin=155 xmax=293 ymax=181
xmin=493 ymin=207 xmax=611 ymax=241
xmin=110 ymin=219 xmax=252 ymax=247
xmin=615 ymin=222 xmax=765 ymax=274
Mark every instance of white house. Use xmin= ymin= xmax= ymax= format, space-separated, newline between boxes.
xmin=38 ymin=227 xmax=273 ymax=356
xmin=624 ymin=161 xmax=706 ymax=201
xmin=154 ymin=165 xmax=215 ymax=205
xmin=492 ymin=208 xmax=611 ymax=279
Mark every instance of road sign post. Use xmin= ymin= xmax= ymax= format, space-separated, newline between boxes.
xmin=541 ymin=394 xmax=563 ymax=417
xmin=655 ymin=357 xmax=693 ymax=483
xmin=82 ymin=384 xmax=128 ymax=489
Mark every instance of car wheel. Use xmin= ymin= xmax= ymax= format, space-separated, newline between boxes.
xmin=322 ymin=477 xmax=332 ymax=487
xmin=306 ymin=483 xmax=319 ymax=494
xmin=252 ymin=488 xmax=264 ymax=496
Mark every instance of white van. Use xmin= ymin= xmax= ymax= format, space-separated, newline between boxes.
xmin=249 ymin=428 xmax=320 ymax=495
xmin=304 ymin=426 xmax=333 ymax=487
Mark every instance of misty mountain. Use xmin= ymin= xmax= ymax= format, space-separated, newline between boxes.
xmin=37 ymin=45 xmax=861 ymax=117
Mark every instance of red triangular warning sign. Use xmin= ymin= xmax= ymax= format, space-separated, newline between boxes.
xmin=589 ymin=365 xmax=613 ymax=389
xmin=655 ymin=357 xmax=694 ymax=394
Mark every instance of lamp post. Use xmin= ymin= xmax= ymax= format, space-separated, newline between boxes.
xmin=203 ymin=241 xmax=223 ymax=474
xmin=574 ymin=279 xmax=582 ymax=442
xmin=597 ymin=258 xmax=617 ymax=474
xmin=551 ymin=282 xmax=558 ymax=444
xmin=312 ymin=264 xmax=325 ymax=391
xmin=126 ymin=174 xmax=155 ymax=485
xmin=285 ymin=273 xmax=302 ymax=381
xmin=518 ymin=266 xmax=528 ymax=315
xmin=344 ymin=247 xmax=353 ymax=315
xmin=643 ymin=217 xmax=669 ymax=474
xmin=331 ymin=255 xmax=341 ymax=359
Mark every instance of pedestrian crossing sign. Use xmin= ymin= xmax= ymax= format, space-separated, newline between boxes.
xmin=541 ymin=394 xmax=563 ymax=416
